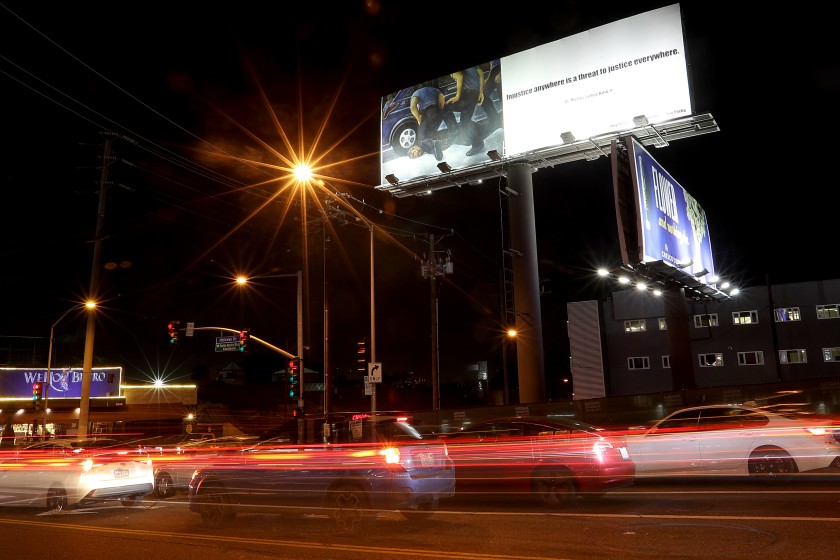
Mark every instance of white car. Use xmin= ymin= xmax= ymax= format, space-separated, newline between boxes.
xmin=0 ymin=437 xmax=154 ymax=511
xmin=625 ymin=403 xmax=840 ymax=478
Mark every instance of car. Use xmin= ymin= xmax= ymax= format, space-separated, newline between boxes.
xmin=0 ymin=437 xmax=155 ymax=511
xmin=624 ymin=403 xmax=840 ymax=479
xmin=438 ymin=416 xmax=635 ymax=506
xmin=381 ymin=60 xmax=501 ymax=158
xmin=188 ymin=414 xmax=456 ymax=531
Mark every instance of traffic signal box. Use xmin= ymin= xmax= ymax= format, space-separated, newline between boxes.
xmin=32 ymin=382 xmax=43 ymax=408
xmin=167 ymin=321 xmax=180 ymax=345
xmin=239 ymin=329 xmax=250 ymax=352
xmin=288 ymin=357 xmax=301 ymax=402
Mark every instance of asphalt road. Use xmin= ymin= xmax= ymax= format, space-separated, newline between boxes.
xmin=2 ymin=476 xmax=838 ymax=560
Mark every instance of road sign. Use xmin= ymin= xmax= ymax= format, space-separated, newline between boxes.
xmin=215 ymin=335 xmax=240 ymax=352
xmin=186 ymin=322 xmax=195 ymax=337
xmin=368 ymin=362 xmax=382 ymax=383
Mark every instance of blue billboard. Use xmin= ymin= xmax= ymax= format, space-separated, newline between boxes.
xmin=0 ymin=367 xmax=122 ymax=399
xmin=628 ymin=137 xmax=716 ymax=282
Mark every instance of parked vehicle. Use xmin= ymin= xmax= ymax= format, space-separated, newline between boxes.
xmin=0 ymin=437 xmax=154 ymax=511
xmin=188 ymin=414 xmax=456 ymax=531
xmin=439 ymin=416 xmax=635 ymax=506
xmin=624 ymin=403 xmax=840 ymax=478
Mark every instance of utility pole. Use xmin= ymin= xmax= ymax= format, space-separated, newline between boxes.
xmin=79 ymin=135 xmax=112 ymax=437
xmin=422 ymin=233 xmax=453 ymax=411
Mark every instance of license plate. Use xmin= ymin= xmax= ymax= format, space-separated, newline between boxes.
xmin=619 ymin=447 xmax=630 ymax=460
xmin=417 ymin=452 xmax=434 ymax=467
xmin=114 ymin=468 xmax=129 ymax=478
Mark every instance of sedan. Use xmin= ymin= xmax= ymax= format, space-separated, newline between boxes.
xmin=439 ymin=416 xmax=635 ymax=506
xmin=0 ymin=437 xmax=154 ymax=511
xmin=188 ymin=415 xmax=455 ymax=531
xmin=625 ymin=403 xmax=840 ymax=478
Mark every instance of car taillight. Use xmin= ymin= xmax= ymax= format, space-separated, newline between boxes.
xmin=592 ymin=441 xmax=614 ymax=461
xmin=380 ymin=447 xmax=401 ymax=465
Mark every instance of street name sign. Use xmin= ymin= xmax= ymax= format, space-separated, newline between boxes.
xmin=215 ymin=335 xmax=240 ymax=352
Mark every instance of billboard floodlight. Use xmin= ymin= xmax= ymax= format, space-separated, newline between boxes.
xmin=437 ymin=162 xmax=452 ymax=173
xmin=633 ymin=115 xmax=649 ymax=127
xmin=487 ymin=150 xmax=502 ymax=161
xmin=385 ymin=174 xmax=399 ymax=185
xmin=560 ymin=131 xmax=575 ymax=144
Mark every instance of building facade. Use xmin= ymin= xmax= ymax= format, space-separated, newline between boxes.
xmin=569 ymin=278 xmax=840 ymax=398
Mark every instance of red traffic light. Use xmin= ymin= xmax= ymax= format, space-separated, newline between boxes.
xmin=32 ymin=383 xmax=43 ymax=400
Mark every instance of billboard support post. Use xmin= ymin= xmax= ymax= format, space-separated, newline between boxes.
xmin=508 ymin=162 xmax=546 ymax=403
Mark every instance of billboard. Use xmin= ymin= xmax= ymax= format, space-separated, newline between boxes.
xmin=617 ymin=136 xmax=716 ymax=282
xmin=0 ymin=367 xmax=123 ymax=399
xmin=380 ymin=3 xmax=691 ymax=187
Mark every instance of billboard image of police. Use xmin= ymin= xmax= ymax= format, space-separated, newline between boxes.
xmin=380 ymin=59 xmax=504 ymax=183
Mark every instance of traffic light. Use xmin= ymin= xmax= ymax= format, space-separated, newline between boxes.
xmin=32 ymin=382 xmax=43 ymax=403
xmin=239 ymin=329 xmax=250 ymax=352
xmin=288 ymin=357 xmax=301 ymax=401
xmin=356 ymin=338 xmax=367 ymax=374
xmin=292 ymin=407 xmax=304 ymax=418
xmin=167 ymin=321 xmax=180 ymax=345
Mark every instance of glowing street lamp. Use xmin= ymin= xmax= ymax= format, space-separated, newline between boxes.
xmin=44 ymin=301 xmax=93 ymax=437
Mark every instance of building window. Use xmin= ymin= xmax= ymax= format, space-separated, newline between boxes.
xmin=628 ymin=356 xmax=650 ymax=370
xmin=732 ymin=310 xmax=758 ymax=325
xmin=693 ymin=313 xmax=719 ymax=328
xmin=823 ymin=348 xmax=840 ymax=362
xmin=698 ymin=353 xmax=723 ymax=367
xmin=816 ymin=304 xmax=840 ymax=319
xmin=658 ymin=318 xmax=667 ymax=330
xmin=737 ymin=351 xmax=764 ymax=365
xmin=779 ymin=349 xmax=807 ymax=364
xmin=624 ymin=319 xmax=646 ymax=333
xmin=775 ymin=307 xmax=801 ymax=322
xmin=661 ymin=355 xmax=670 ymax=368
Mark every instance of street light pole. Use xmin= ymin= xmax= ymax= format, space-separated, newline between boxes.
xmin=42 ymin=306 xmax=80 ymax=438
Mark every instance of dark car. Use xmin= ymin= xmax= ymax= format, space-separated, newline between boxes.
xmin=188 ymin=414 xmax=455 ymax=531
xmin=381 ymin=61 xmax=501 ymax=157
xmin=439 ymin=416 xmax=635 ymax=506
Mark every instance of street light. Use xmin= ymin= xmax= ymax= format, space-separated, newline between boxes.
xmin=236 ymin=272 xmax=304 ymax=410
xmin=43 ymin=302 xmax=91 ymax=438
xmin=77 ymin=299 xmax=98 ymax=437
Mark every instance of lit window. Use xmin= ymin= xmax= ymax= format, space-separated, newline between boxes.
xmin=816 ymin=304 xmax=840 ymax=319
xmin=732 ymin=310 xmax=758 ymax=325
xmin=779 ymin=349 xmax=807 ymax=364
xmin=624 ymin=319 xmax=646 ymax=333
xmin=658 ymin=318 xmax=667 ymax=330
xmin=698 ymin=353 xmax=723 ymax=367
xmin=823 ymin=347 xmax=840 ymax=362
xmin=775 ymin=307 xmax=801 ymax=322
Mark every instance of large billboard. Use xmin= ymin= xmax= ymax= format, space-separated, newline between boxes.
xmin=0 ymin=367 xmax=123 ymax=399
xmin=616 ymin=136 xmax=716 ymax=283
xmin=380 ymin=3 xmax=691 ymax=187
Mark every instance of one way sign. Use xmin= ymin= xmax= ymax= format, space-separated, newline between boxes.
xmin=367 ymin=362 xmax=382 ymax=383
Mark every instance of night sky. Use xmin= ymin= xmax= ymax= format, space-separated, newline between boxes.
xmin=2 ymin=1 xmax=836 ymax=396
